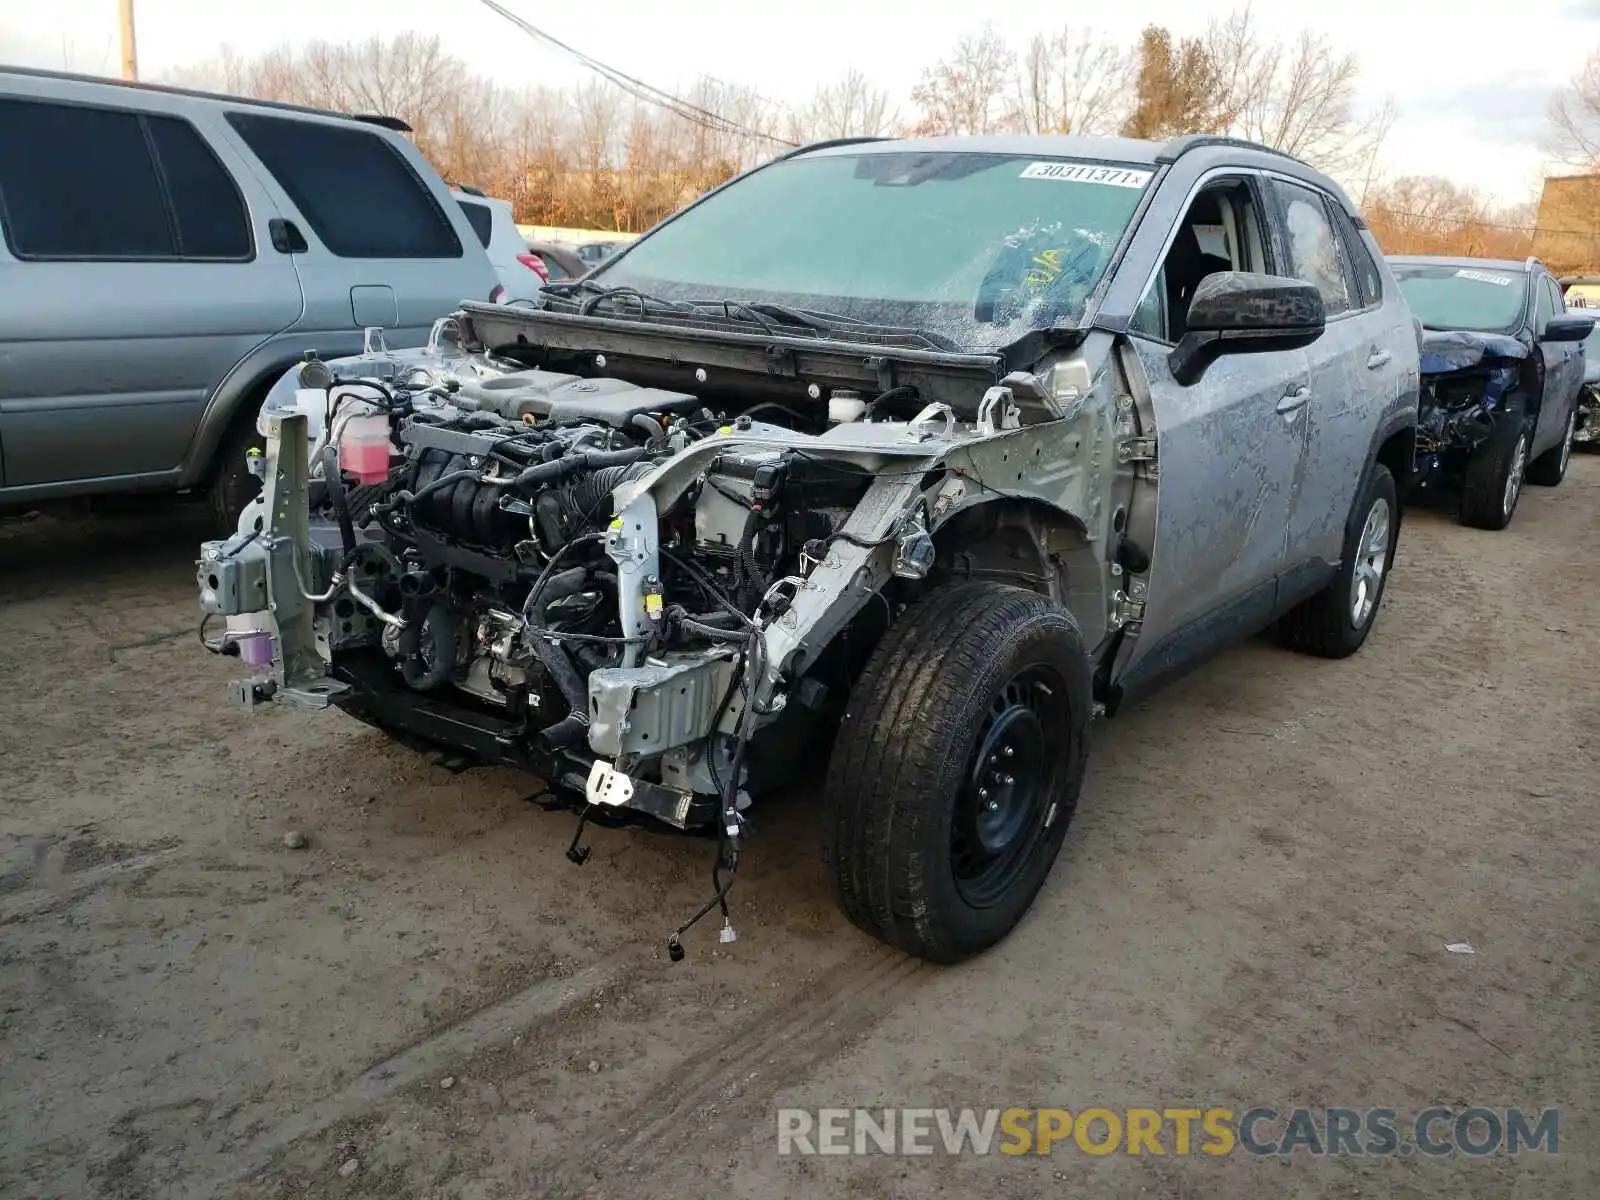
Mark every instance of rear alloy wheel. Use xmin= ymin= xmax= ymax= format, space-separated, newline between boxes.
xmin=1277 ymin=463 xmax=1398 ymax=659
xmin=1526 ymin=408 xmax=1575 ymax=487
xmin=1460 ymin=417 xmax=1529 ymax=531
xmin=822 ymin=581 xmax=1092 ymax=963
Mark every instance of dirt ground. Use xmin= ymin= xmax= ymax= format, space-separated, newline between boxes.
xmin=1 ymin=462 xmax=1596 ymax=1200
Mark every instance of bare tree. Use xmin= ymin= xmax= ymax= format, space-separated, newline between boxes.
xmin=1010 ymin=25 xmax=1131 ymax=135
xmin=1548 ymin=47 xmax=1600 ymax=169
xmin=788 ymin=69 xmax=897 ymax=142
xmin=1205 ymin=7 xmax=1393 ymax=179
xmin=909 ymin=25 xmax=1012 ymax=136
xmin=1363 ymin=175 xmax=1535 ymax=260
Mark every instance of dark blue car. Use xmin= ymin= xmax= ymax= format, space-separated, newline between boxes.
xmin=1389 ymin=256 xmax=1594 ymax=529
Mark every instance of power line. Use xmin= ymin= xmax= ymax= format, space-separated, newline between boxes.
xmin=1373 ymin=206 xmax=1600 ymax=241
xmin=475 ymin=0 xmax=797 ymax=147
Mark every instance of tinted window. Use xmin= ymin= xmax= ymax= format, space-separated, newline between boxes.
xmin=1331 ymin=206 xmax=1381 ymax=308
xmin=227 ymin=113 xmax=461 ymax=259
xmin=543 ymin=258 xmax=571 ymax=280
xmin=1275 ymin=180 xmax=1351 ymax=316
xmin=147 ymin=116 xmax=251 ymax=259
xmin=1392 ymin=264 xmax=1527 ymax=333
xmin=457 ymin=198 xmax=493 ymax=248
xmin=0 ymin=98 xmax=172 ymax=258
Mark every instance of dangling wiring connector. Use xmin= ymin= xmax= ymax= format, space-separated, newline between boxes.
xmin=566 ymin=804 xmax=594 ymax=865
xmin=666 ymin=837 xmax=740 ymax=962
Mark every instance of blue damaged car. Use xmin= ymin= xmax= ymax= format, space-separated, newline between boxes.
xmin=1389 ymin=256 xmax=1594 ymax=529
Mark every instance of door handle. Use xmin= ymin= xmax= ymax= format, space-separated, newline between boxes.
xmin=268 ymin=218 xmax=308 ymax=254
xmin=1277 ymin=385 xmax=1311 ymax=414
xmin=1366 ymin=349 xmax=1392 ymax=370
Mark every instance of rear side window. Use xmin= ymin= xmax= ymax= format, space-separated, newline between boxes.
xmin=0 ymin=98 xmax=173 ymax=259
xmin=1330 ymin=205 xmax=1382 ymax=309
xmin=146 ymin=116 xmax=251 ymax=259
xmin=227 ymin=113 xmax=461 ymax=259
xmin=456 ymin=198 xmax=493 ymax=248
xmin=1274 ymin=179 xmax=1352 ymax=316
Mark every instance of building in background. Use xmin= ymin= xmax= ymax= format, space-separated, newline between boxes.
xmin=1531 ymin=174 xmax=1600 ymax=278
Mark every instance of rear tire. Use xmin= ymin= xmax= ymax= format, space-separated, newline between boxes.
xmin=1459 ymin=416 xmax=1528 ymax=530
xmin=207 ymin=408 xmax=266 ymax=534
xmin=1277 ymin=463 xmax=1398 ymax=659
xmin=1525 ymin=408 xmax=1575 ymax=487
xmin=822 ymin=581 xmax=1092 ymax=963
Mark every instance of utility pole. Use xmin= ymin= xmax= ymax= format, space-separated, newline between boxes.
xmin=118 ymin=0 xmax=138 ymax=81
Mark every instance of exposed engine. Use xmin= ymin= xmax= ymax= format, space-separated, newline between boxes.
xmin=300 ymin=361 xmax=877 ymax=767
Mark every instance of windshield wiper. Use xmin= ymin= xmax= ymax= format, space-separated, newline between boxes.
xmin=696 ymin=298 xmax=958 ymax=351
xmin=552 ymin=279 xmax=698 ymax=319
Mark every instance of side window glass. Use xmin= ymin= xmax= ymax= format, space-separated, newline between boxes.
xmin=1535 ymin=279 xmax=1555 ymax=332
xmin=1331 ymin=205 xmax=1381 ymax=309
xmin=1275 ymin=181 xmax=1351 ymax=317
xmin=456 ymin=199 xmax=493 ymax=249
xmin=227 ymin=113 xmax=462 ymax=259
xmin=1130 ymin=183 xmax=1247 ymax=344
xmin=146 ymin=115 xmax=252 ymax=260
xmin=1130 ymin=267 xmax=1166 ymax=339
xmin=0 ymin=98 xmax=173 ymax=259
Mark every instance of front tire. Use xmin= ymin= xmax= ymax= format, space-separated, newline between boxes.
xmin=1525 ymin=407 xmax=1575 ymax=487
xmin=1277 ymin=463 xmax=1398 ymax=659
xmin=822 ymin=582 xmax=1092 ymax=963
xmin=1460 ymin=416 xmax=1528 ymax=530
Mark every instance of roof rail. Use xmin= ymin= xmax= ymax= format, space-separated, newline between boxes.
xmin=451 ymin=184 xmax=487 ymax=197
xmin=777 ymin=135 xmax=897 ymax=160
xmin=1154 ymin=134 xmax=1303 ymax=165
xmin=0 ymin=64 xmax=413 ymax=133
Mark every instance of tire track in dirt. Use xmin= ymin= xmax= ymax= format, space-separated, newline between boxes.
xmin=537 ymin=947 xmax=932 ymax=1199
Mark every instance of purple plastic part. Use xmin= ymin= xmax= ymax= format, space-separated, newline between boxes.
xmin=236 ymin=633 xmax=276 ymax=666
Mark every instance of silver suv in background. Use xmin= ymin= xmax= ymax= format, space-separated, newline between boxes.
xmin=0 ymin=67 xmax=500 ymax=527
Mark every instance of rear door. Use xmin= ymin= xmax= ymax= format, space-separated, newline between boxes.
xmin=1267 ymin=176 xmax=1409 ymax=574
xmin=1534 ymin=273 xmax=1581 ymax=454
xmin=0 ymin=83 xmax=302 ymax=490
xmin=220 ymin=112 xmax=498 ymax=346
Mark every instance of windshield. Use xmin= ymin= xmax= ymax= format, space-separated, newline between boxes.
xmin=589 ymin=151 xmax=1153 ymax=351
xmin=1392 ymin=264 xmax=1527 ymax=334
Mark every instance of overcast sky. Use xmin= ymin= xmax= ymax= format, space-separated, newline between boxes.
xmin=3 ymin=0 xmax=1598 ymax=203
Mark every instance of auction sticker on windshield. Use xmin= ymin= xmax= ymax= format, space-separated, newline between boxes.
xmin=1455 ymin=269 xmax=1515 ymax=286
xmin=1020 ymin=162 xmax=1153 ymax=188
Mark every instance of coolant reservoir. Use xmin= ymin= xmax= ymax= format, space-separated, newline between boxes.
xmin=340 ymin=414 xmax=393 ymax=484
xmin=828 ymin=389 xmax=866 ymax=423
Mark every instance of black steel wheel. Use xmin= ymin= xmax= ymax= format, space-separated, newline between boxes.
xmin=823 ymin=581 xmax=1092 ymax=963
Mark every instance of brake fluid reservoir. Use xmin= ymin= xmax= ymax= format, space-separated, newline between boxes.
xmin=340 ymin=414 xmax=393 ymax=484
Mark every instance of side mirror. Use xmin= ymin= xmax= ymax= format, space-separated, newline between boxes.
xmin=1543 ymin=313 xmax=1595 ymax=343
xmin=1168 ymin=272 xmax=1326 ymax=386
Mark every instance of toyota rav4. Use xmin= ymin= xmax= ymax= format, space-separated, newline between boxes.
xmin=198 ymin=134 xmax=1419 ymax=963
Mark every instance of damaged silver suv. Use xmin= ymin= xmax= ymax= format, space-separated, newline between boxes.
xmin=198 ymin=134 xmax=1419 ymax=963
